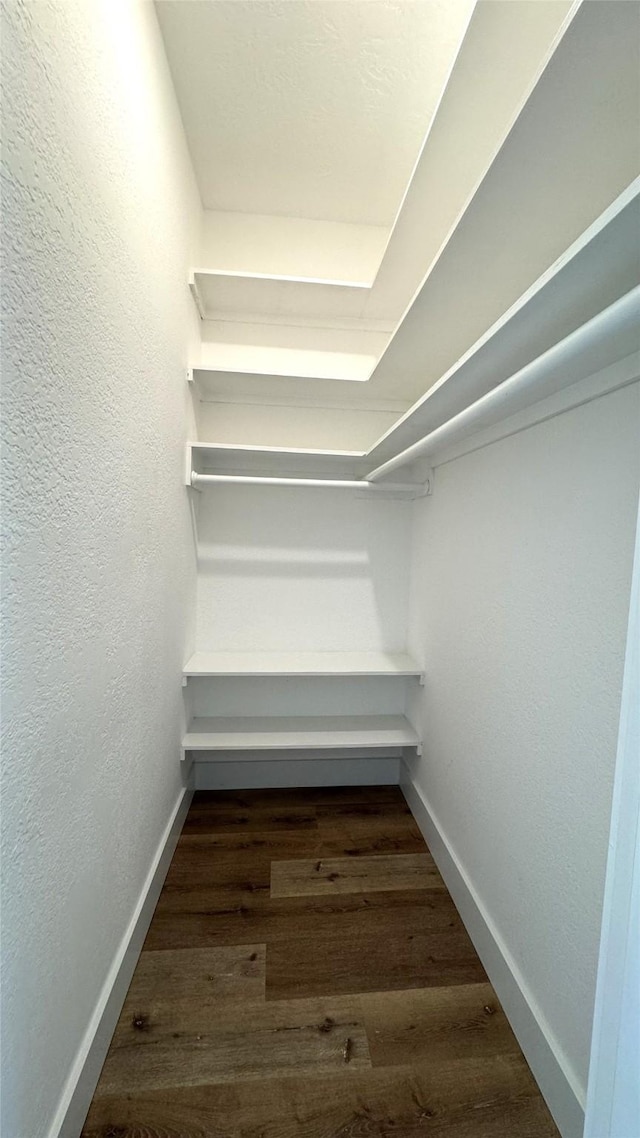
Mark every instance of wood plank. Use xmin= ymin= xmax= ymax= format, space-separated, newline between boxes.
xmin=163 ymin=833 xmax=313 ymax=889
xmin=145 ymin=888 xmax=465 ymax=952
xmin=95 ymin=1013 xmax=371 ymax=1096
xmin=116 ymin=990 xmax=362 ymax=1038
xmin=266 ymin=919 xmax=487 ymax=999
xmin=271 ymin=851 xmax=443 ymax=897
xmin=314 ymin=796 xmax=413 ymax=822
xmin=120 ymin=945 xmax=265 ymax=1008
xmin=313 ymin=799 xmax=426 ymax=856
xmin=113 ymin=985 xmax=518 ymax=1068
xmin=316 ymin=820 xmax=426 ymax=859
xmin=83 ymin=1054 xmax=559 ymax=1138
xmin=360 ymin=983 xmax=521 ymax=1066
xmin=172 ymin=820 xmax=424 ymax=868
xmin=181 ymin=802 xmax=318 ymax=836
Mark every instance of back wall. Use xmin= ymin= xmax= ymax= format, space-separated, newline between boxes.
xmin=195 ymin=484 xmax=412 ymax=653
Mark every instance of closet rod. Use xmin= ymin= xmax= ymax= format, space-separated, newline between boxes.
xmin=366 ymin=285 xmax=640 ymax=483
xmin=190 ymin=472 xmax=424 ymax=494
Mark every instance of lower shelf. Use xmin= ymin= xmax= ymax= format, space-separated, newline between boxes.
xmin=182 ymin=714 xmax=420 ymax=757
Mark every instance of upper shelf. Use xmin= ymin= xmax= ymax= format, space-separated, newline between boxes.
xmin=186 ymin=441 xmax=370 ymax=482
xmin=365 ymin=180 xmax=640 ymax=470
xmin=190 ymin=270 xmax=372 ymax=323
xmin=183 ymin=650 xmax=424 ymax=680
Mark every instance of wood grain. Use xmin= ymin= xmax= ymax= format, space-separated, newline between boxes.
xmin=184 ymin=822 xmax=425 ymax=859
xmin=98 ymin=1018 xmax=371 ymax=1095
xmin=271 ymin=851 xmax=443 ymax=896
xmin=182 ymin=802 xmax=318 ymax=835
xmin=82 ymin=785 xmax=559 ymax=1138
xmin=120 ymin=944 xmax=265 ymax=1007
xmin=265 ymin=915 xmax=487 ymax=999
xmin=112 ymin=986 xmax=518 ymax=1067
xmin=359 ymin=982 xmax=521 ymax=1066
xmin=145 ymin=887 xmax=466 ymax=952
xmin=83 ymin=1055 xmax=558 ymax=1138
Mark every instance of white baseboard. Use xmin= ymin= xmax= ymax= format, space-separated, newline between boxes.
xmin=49 ymin=782 xmax=194 ymax=1138
xmin=400 ymin=764 xmax=585 ymax=1138
xmin=195 ymin=755 xmax=401 ymax=790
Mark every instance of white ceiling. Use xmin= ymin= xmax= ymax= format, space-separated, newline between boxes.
xmin=155 ymin=0 xmax=474 ymax=226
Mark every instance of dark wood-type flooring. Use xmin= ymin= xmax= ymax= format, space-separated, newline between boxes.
xmin=82 ymin=785 xmax=559 ymax=1138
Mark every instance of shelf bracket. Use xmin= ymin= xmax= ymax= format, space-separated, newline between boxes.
xmin=188 ymin=273 xmax=206 ymax=321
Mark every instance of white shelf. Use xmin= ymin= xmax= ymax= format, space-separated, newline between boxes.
xmin=366 ymin=182 xmax=640 ymax=469
xmin=183 ymin=650 xmax=424 ymax=679
xmin=189 ymin=442 xmax=365 ymax=458
xmin=182 ymin=714 xmax=419 ymax=754
xmin=190 ymin=270 xmax=371 ymax=324
xmin=191 ymin=353 xmax=374 ymax=384
xmin=186 ymin=441 xmax=370 ymax=482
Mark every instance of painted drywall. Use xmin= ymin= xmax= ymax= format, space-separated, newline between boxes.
xmin=156 ymin=0 xmax=474 ymax=225
xmin=195 ymin=755 xmax=401 ymax=791
xmin=405 ymin=382 xmax=640 ymax=1107
xmin=195 ymin=400 xmax=402 ymax=452
xmin=585 ymin=489 xmax=640 ymax=1137
xmin=365 ymin=0 xmax=576 ymax=321
xmin=196 ymin=318 xmax=389 ymax=385
xmin=0 ymin=3 xmax=199 ymax=1136
xmin=195 ymin=485 xmax=412 ymax=653
xmin=200 ymin=211 xmax=388 ymax=284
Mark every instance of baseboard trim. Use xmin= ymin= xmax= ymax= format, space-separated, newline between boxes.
xmin=400 ymin=764 xmax=585 ymax=1138
xmin=50 ymin=782 xmax=194 ymax=1138
xmin=195 ymin=755 xmax=401 ymax=790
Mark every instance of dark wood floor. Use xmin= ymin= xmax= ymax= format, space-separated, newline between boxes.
xmin=82 ymin=785 xmax=559 ymax=1138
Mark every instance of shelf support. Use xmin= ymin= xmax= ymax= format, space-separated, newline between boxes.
xmin=188 ymin=273 xmax=206 ymax=321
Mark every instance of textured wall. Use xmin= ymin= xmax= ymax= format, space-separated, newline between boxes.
xmin=0 ymin=3 xmax=199 ymax=1136
xmin=406 ymin=382 xmax=640 ymax=1103
xmin=195 ymin=485 xmax=412 ymax=653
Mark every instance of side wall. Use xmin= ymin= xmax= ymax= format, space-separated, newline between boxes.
xmin=404 ymin=381 xmax=640 ymax=1127
xmin=0 ymin=4 xmax=200 ymax=1136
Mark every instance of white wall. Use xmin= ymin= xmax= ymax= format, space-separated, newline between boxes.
xmin=585 ymin=491 xmax=640 ymax=1137
xmin=405 ymin=382 xmax=640 ymax=1114
xmin=0 ymin=3 xmax=200 ymax=1136
xmin=200 ymin=211 xmax=388 ymax=284
xmin=195 ymin=400 xmax=400 ymax=451
xmin=195 ymin=485 xmax=412 ymax=653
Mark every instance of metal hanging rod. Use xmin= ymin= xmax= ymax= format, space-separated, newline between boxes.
xmin=367 ymin=286 xmax=640 ymax=483
xmin=190 ymin=472 xmax=426 ymax=495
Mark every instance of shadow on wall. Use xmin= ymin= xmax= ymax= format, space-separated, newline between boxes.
xmin=193 ymin=485 xmax=413 ymax=651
